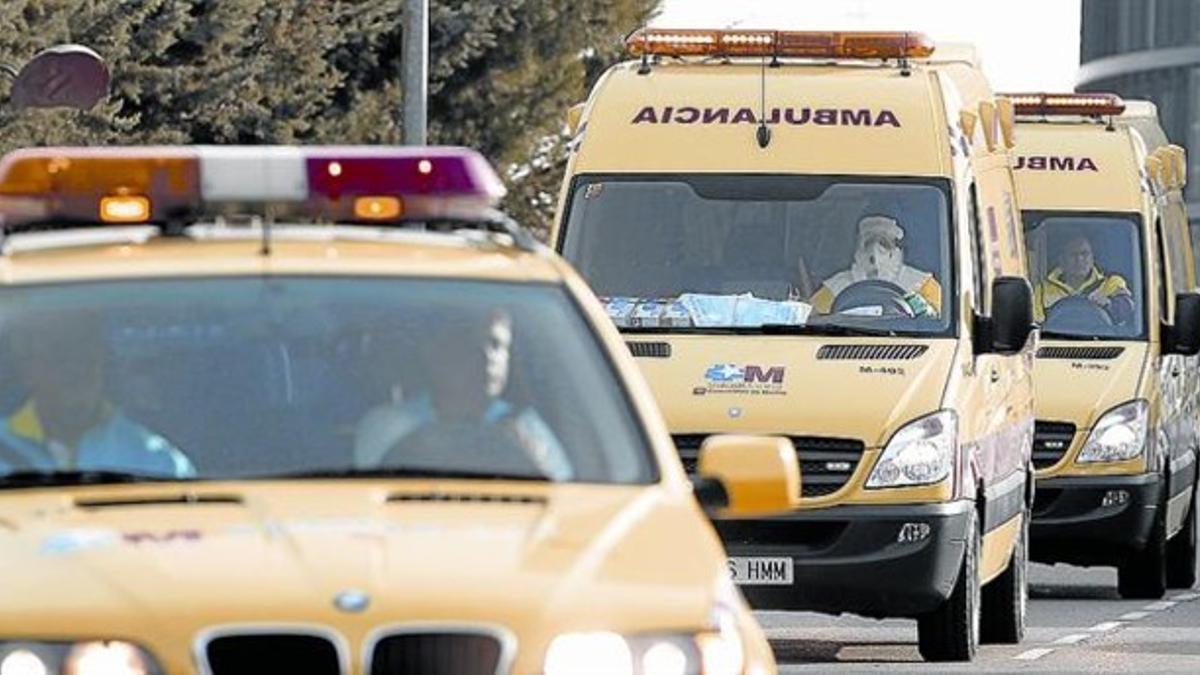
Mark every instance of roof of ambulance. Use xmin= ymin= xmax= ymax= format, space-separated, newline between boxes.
xmin=1117 ymin=100 xmax=1169 ymax=149
xmin=1012 ymin=119 xmax=1145 ymax=213
xmin=573 ymin=58 xmax=963 ymax=177
xmin=0 ymin=232 xmax=563 ymax=286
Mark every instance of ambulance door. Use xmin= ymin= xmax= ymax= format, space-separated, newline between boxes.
xmin=1157 ymin=214 xmax=1199 ymax=534
xmin=970 ymin=160 xmax=1032 ymax=578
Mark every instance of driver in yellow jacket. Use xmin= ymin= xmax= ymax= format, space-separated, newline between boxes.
xmin=810 ymin=215 xmax=942 ymax=317
xmin=1034 ymin=234 xmax=1134 ymax=325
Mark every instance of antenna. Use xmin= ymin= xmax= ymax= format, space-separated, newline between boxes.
xmin=258 ymin=210 xmax=272 ymax=257
xmin=756 ymin=55 xmax=772 ymax=149
xmin=636 ymin=24 xmax=652 ymax=75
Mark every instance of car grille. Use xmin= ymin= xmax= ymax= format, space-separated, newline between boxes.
xmin=673 ymin=434 xmax=866 ymax=498
xmin=205 ymin=634 xmax=340 ymax=675
xmin=369 ymin=632 xmax=504 ymax=675
xmin=1033 ymin=421 xmax=1077 ymax=470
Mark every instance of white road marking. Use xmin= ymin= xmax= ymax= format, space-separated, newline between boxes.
xmin=1053 ymin=633 xmax=1091 ymax=645
xmin=1171 ymin=592 xmax=1200 ymax=602
xmin=1119 ymin=611 xmax=1151 ymax=620
xmin=1014 ymin=648 xmax=1055 ymax=661
xmin=1143 ymin=600 xmax=1178 ymax=611
xmin=1089 ymin=621 xmax=1123 ymax=632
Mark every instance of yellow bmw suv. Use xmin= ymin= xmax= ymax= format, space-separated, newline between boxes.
xmin=0 ymin=146 xmax=790 ymax=675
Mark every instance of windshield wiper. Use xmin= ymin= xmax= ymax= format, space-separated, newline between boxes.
xmin=620 ymin=325 xmax=743 ymax=335
xmin=759 ymin=323 xmax=899 ymax=337
xmin=0 ymin=469 xmax=187 ymax=489
xmin=1038 ymin=330 xmax=1107 ymax=341
xmin=251 ymin=467 xmax=551 ymax=482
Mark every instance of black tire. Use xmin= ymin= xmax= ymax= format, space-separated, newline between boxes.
xmin=918 ymin=511 xmax=981 ymax=662
xmin=1167 ymin=489 xmax=1197 ymax=589
xmin=981 ymin=510 xmax=1028 ymax=644
xmin=1118 ymin=505 xmax=1168 ymax=600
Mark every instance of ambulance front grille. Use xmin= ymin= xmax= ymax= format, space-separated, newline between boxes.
xmin=673 ymin=434 xmax=865 ymax=498
xmin=1033 ymin=421 xmax=1077 ymax=470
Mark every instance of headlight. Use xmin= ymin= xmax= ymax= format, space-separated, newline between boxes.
xmin=0 ymin=642 xmax=159 ymax=675
xmin=1077 ymin=400 xmax=1149 ymax=464
xmin=866 ymin=410 xmax=957 ymax=489
xmin=544 ymin=597 xmax=745 ymax=675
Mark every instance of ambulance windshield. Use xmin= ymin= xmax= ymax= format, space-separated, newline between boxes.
xmin=1023 ymin=212 xmax=1147 ymax=340
xmin=561 ymin=175 xmax=953 ymax=335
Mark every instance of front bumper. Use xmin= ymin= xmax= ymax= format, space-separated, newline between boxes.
xmin=716 ymin=501 xmax=972 ymax=619
xmin=1030 ymin=472 xmax=1162 ymax=566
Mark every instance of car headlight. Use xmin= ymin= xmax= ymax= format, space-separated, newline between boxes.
xmin=0 ymin=642 xmax=160 ymax=675
xmin=866 ymin=410 xmax=957 ymax=489
xmin=1077 ymin=400 xmax=1149 ymax=464
xmin=545 ymin=587 xmax=745 ymax=675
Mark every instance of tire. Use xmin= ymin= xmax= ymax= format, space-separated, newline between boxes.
xmin=1118 ymin=504 xmax=1168 ymax=600
xmin=981 ymin=510 xmax=1028 ymax=644
xmin=918 ymin=511 xmax=981 ymax=662
xmin=1167 ymin=489 xmax=1197 ymax=589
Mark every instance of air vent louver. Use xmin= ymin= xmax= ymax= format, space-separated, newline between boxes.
xmin=1037 ymin=346 xmax=1124 ymax=360
xmin=816 ymin=344 xmax=928 ymax=360
xmin=627 ymin=341 xmax=671 ymax=358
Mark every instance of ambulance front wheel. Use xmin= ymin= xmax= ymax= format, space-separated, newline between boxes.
xmin=917 ymin=510 xmax=981 ymax=662
xmin=1118 ymin=504 xmax=1168 ymax=599
xmin=981 ymin=509 xmax=1028 ymax=644
xmin=1166 ymin=487 xmax=1197 ymax=589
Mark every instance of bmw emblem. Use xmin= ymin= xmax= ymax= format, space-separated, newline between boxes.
xmin=333 ymin=590 xmax=370 ymax=614
xmin=728 ymin=407 xmax=743 ymax=419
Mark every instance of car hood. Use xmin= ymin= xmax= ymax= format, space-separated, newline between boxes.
xmin=630 ymin=335 xmax=956 ymax=447
xmin=1033 ymin=341 xmax=1148 ymax=429
xmin=0 ymin=480 xmax=722 ymax=657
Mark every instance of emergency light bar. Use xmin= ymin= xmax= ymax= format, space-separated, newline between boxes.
xmin=0 ymin=146 xmax=507 ymax=230
xmin=1003 ymin=92 xmax=1126 ymax=117
xmin=626 ymin=28 xmax=935 ymax=60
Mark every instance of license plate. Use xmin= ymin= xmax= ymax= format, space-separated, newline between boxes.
xmin=727 ymin=556 xmax=793 ymax=585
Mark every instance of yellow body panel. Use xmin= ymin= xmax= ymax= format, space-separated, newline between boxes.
xmin=0 ymin=229 xmax=777 ymax=674
xmin=571 ymin=62 xmax=949 ymax=177
xmin=1013 ymin=124 xmax=1145 ymax=213
xmin=980 ymin=513 xmax=1023 ymax=584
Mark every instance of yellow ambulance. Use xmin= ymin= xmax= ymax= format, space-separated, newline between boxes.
xmin=0 ymin=146 xmax=788 ymax=675
xmin=1007 ymin=92 xmax=1200 ymax=598
xmin=554 ymin=29 xmax=1036 ymax=661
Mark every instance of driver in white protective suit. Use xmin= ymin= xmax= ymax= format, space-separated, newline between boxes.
xmin=809 ymin=214 xmax=942 ymax=317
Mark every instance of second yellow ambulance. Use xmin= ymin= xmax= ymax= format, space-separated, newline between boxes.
xmin=1007 ymin=93 xmax=1200 ymax=598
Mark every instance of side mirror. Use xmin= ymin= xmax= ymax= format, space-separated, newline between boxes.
xmin=1166 ymin=292 xmax=1200 ymax=356
xmin=696 ymin=435 xmax=800 ymax=518
xmin=976 ymin=276 xmax=1033 ymax=355
xmin=978 ymin=101 xmax=998 ymax=152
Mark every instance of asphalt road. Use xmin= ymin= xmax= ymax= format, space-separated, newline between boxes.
xmin=765 ymin=551 xmax=1200 ymax=672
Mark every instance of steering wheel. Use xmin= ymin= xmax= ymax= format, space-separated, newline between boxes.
xmin=1044 ymin=295 xmax=1114 ymax=332
xmin=831 ymin=279 xmax=915 ymax=318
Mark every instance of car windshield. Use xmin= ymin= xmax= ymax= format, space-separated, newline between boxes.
xmin=560 ymin=175 xmax=954 ymax=336
xmin=0 ymin=277 xmax=653 ymax=485
xmin=1023 ymin=212 xmax=1146 ymax=340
